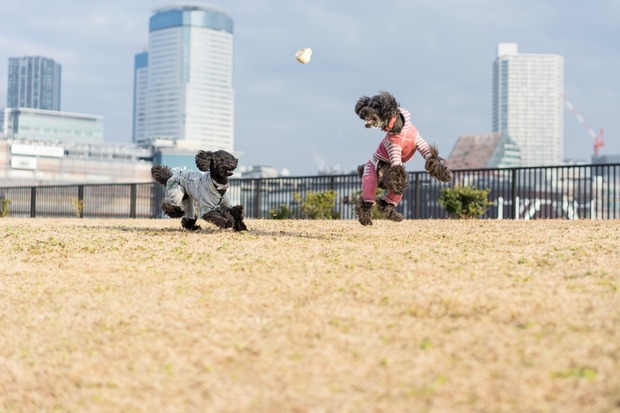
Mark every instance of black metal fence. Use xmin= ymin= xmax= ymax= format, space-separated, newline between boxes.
xmin=1 ymin=163 xmax=619 ymax=220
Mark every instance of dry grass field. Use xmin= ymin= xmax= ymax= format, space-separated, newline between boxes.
xmin=0 ymin=218 xmax=619 ymax=413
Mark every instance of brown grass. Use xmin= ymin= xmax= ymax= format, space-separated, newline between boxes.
xmin=0 ymin=218 xmax=619 ymax=413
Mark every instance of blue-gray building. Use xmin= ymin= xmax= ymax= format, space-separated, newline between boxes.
xmin=7 ymin=56 xmax=61 ymax=111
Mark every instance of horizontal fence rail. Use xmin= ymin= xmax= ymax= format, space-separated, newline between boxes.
xmin=1 ymin=164 xmax=618 ymax=220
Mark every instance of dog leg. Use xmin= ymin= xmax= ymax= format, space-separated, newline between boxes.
xmin=376 ymin=161 xmax=391 ymax=190
xmin=354 ymin=196 xmax=374 ymax=226
xmin=202 ymin=209 xmax=234 ymax=229
xmin=182 ymin=195 xmax=196 ymax=221
xmin=375 ymin=197 xmax=404 ymax=222
xmin=230 ymin=205 xmax=248 ymax=232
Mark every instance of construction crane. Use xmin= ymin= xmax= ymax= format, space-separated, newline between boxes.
xmin=562 ymin=94 xmax=605 ymax=157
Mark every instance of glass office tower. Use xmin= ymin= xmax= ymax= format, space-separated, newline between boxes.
xmin=7 ymin=56 xmax=61 ymax=111
xmin=493 ymin=43 xmax=564 ymax=166
xmin=133 ymin=5 xmax=234 ymax=152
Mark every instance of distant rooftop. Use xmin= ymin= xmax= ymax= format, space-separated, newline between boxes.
xmin=447 ymin=133 xmax=503 ymax=170
xmin=154 ymin=3 xmax=230 ymax=16
xmin=150 ymin=4 xmax=233 ymax=33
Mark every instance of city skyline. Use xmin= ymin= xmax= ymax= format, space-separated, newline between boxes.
xmin=0 ymin=0 xmax=618 ymax=175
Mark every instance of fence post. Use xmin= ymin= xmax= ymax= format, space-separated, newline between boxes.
xmin=511 ymin=168 xmax=518 ymax=220
xmin=254 ymin=179 xmax=262 ymax=218
xmin=414 ymin=173 xmax=420 ymax=219
xmin=30 ymin=187 xmax=36 ymax=218
xmin=130 ymin=184 xmax=137 ymax=218
xmin=78 ymin=185 xmax=84 ymax=218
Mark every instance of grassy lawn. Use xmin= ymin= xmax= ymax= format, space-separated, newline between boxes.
xmin=0 ymin=218 xmax=619 ymax=413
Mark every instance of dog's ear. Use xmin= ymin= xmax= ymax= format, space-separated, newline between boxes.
xmin=355 ymin=96 xmax=370 ymax=116
xmin=195 ymin=150 xmax=214 ymax=172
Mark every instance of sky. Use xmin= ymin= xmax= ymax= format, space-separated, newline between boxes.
xmin=0 ymin=0 xmax=618 ymax=176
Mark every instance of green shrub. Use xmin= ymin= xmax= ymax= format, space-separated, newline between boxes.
xmin=0 ymin=199 xmax=10 ymax=218
xmin=439 ymin=185 xmax=492 ymax=219
xmin=269 ymin=204 xmax=293 ymax=219
xmin=294 ymin=190 xmax=339 ymax=219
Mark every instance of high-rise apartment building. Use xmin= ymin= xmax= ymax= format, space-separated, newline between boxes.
xmin=492 ymin=43 xmax=564 ymax=166
xmin=7 ymin=56 xmax=61 ymax=111
xmin=133 ymin=5 xmax=235 ymax=152
xmin=133 ymin=52 xmax=148 ymax=142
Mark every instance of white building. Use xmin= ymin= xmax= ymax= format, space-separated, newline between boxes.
xmin=133 ymin=5 xmax=235 ymax=152
xmin=0 ymin=139 xmax=152 ymax=186
xmin=2 ymin=107 xmax=103 ymax=144
xmin=492 ymin=43 xmax=564 ymax=166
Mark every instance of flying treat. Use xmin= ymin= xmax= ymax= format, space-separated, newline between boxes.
xmin=295 ymin=48 xmax=312 ymax=64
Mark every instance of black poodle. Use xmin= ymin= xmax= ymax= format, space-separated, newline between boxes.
xmin=151 ymin=150 xmax=247 ymax=231
xmin=354 ymin=91 xmax=452 ymax=225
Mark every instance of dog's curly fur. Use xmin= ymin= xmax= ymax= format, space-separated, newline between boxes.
xmin=356 ymin=161 xmax=407 ymax=194
xmin=425 ymin=144 xmax=453 ymax=182
xmin=151 ymin=150 xmax=247 ymax=232
xmin=384 ymin=164 xmax=408 ymax=195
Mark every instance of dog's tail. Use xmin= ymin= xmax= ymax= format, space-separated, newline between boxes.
xmin=151 ymin=165 xmax=173 ymax=186
xmin=356 ymin=164 xmax=365 ymax=178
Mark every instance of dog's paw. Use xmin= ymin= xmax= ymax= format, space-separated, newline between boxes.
xmin=354 ymin=196 xmax=373 ymax=226
xmin=233 ymin=222 xmax=248 ymax=232
xmin=375 ymin=197 xmax=403 ymax=222
xmin=385 ymin=164 xmax=408 ymax=194
xmin=425 ymin=145 xmax=453 ymax=182
xmin=162 ymin=201 xmax=184 ymax=218
xmin=181 ymin=217 xmax=202 ymax=231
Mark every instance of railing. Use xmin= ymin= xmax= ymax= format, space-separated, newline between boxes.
xmin=1 ymin=163 xmax=619 ymax=220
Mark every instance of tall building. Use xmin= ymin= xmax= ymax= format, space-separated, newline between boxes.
xmin=133 ymin=5 xmax=235 ymax=152
xmin=7 ymin=56 xmax=61 ymax=111
xmin=132 ymin=52 xmax=148 ymax=142
xmin=492 ymin=43 xmax=564 ymax=166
